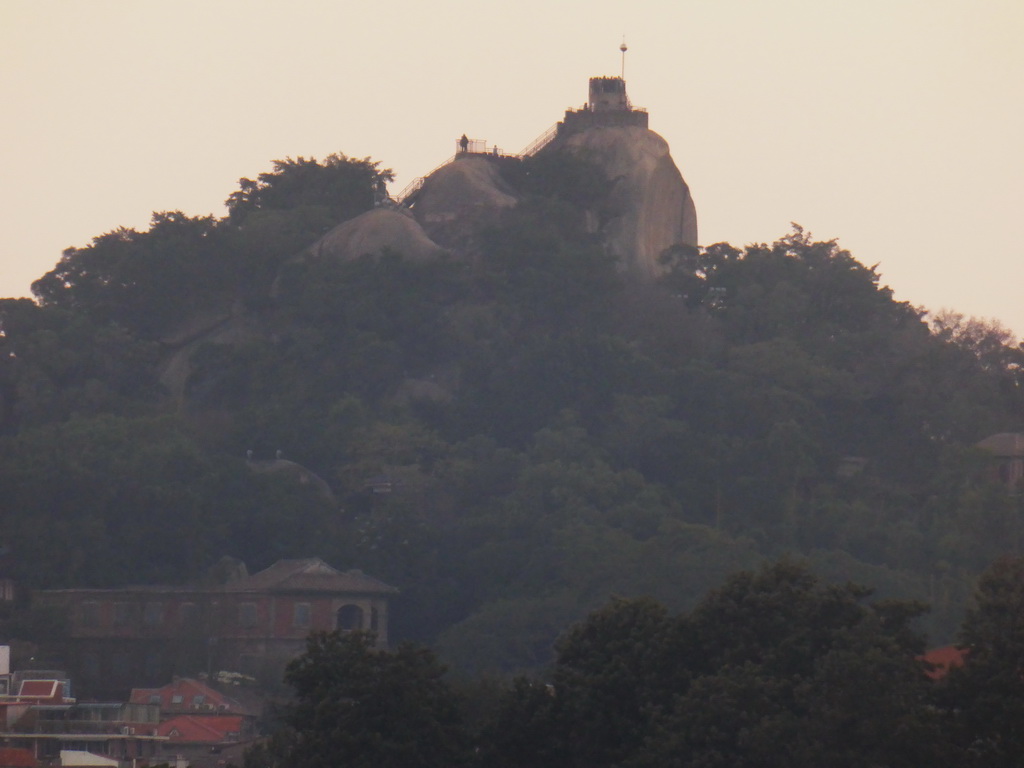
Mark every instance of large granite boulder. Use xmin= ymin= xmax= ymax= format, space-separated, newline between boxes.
xmin=558 ymin=125 xmax=697 ymax=279
xmin=309 ymin=207 xmax=444 ymax=262
xmin=410 ymin=155 xmax=518 ymax=248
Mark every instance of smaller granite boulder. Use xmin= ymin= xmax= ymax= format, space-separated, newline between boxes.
xmin=309 ymin=207 xmax=444 ymax=263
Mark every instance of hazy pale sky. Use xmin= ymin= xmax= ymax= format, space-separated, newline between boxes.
xmin=3 ymin=0 xmax=1022 ymax=336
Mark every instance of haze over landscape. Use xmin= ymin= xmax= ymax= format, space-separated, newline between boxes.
xmin=2 ymin=0 xmax=1022 ymax=335
xmin=5 ymin=5 xmax=1024 ymax=761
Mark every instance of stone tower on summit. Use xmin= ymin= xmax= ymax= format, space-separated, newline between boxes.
xmin=549 ymin=74 xmax=698 ymax=279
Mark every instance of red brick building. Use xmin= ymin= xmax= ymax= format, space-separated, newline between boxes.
xmin=39 ymin=559 xmax=396 ymax=698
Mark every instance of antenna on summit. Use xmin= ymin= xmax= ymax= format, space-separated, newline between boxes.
xmin=620 ymin=36 xmax=628 ymax=79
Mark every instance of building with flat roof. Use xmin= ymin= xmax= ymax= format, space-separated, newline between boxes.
xmin=0 ymin=671 xmax=163 ymax=768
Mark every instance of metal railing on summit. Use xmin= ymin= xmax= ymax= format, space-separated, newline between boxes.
xmin=393 ymin=125 xmax=559 ymax=205
xmin=393 ymin=153 xmax=455 ymax=204
xmin=517 ymin=123 xmax=558 ymax=157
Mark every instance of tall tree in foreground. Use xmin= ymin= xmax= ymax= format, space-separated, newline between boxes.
xmin=248 ymin=631 xmax=468 ymax=768
xmin=943 ymin=555 xmax=1024 ymax=767
xmin=482 ymin=561 xmax=950 ymax=768
xmin=633 ymin=561 xmax=948 ymax=768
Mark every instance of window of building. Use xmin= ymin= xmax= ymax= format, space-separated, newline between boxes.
xmin=37 ymin=742 xmax=60 ymax=760
xmin=336 ymin=604 xmax=363 ymax=631
xmin=143 ymin=602 xmax=163 ymax=626
xmin=238 ymin=602 xmax=258 ymax=628
xmin=149 ymin=694 xmax=161 ymax=705
xmin=112 ymin=650 xmax=134 ymax=678
xmin=294 ymin=602 xmax=311 ymax=628
xmin=192 ymin=695 xmax=205 ymax=707
xmin=80 ymin=601 xmax=100 ymax=628
xmin=171 ymin=694 xmax=184 ymax=705
xmin=113 ymin=602 xmax=135 ymax=626
xmin=144 ymin=651 xmax=162 ymax=680
xmin=179 ymin=602 xmax=198 ymax=625
xmin=370 ymin=606 xmax=379 ymax=632
xmin=82 ymin=652 xmax=100 ymax=681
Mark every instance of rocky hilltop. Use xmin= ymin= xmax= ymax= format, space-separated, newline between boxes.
xmin=314 ymin=75 xmax=697 ymax=276
xmin=151 ymin=77 xmax=697 ymax=400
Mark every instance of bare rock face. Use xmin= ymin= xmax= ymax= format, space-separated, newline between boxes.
xmin=158 ymin=310 xmax=261 ymax=399
xmin=246 ymin=458 xmax=336 ymax=503
xmin=309 ymin=207 xmax=444 ymax=262
xmin=411 ymin=156 xmax=518 ymax=248
xmin=558 ymin=126 xmax=697 ymax=279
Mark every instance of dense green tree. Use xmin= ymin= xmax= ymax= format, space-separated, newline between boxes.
xmin=32 ymin=212 xmax=225 ymax=337
xmin=550 ymin=597 xmax=676 ymax=767
xmin=251 ymin=631 xmax=469 ymax=768
xmin=474 ymin=676 xmax=566 ymax=768
xmin=942 ymin=555 xmax=1024 ymax=766
xmin=0 ymin=299 xmax=159 ymax=431
xmin=226 ymin=154 xmax=392 ymax=226
xmin=482 ymin=561 xmax=948 ymax=768
xmin=640 ymin=563 xmax=946 ymax=767
xmin=0 ymin=414 xmax=338 ymax=587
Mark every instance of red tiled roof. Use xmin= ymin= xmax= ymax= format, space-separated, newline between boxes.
xmin=129 ymin=678 xmax=247 ymax=714
xmin=0 ymin=747 xmax=38 ymax=768
xmin=224 ymin=558 xmax=396 ymax=595
xmin=158 ymin=715 xmax=245 ymax=743
xmin=921 ymin=645 xmax=968 ymax=679
xmin=41 ymin=559 xmax=395 ymax=597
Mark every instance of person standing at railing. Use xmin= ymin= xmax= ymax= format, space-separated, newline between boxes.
xmin=459 ymin=134 xmax=469 ymax=153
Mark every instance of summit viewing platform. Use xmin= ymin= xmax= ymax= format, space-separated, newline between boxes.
xmin=392 ymin=75 xmax=648 ymax=207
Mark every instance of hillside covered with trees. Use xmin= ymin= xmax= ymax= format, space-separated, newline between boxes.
xmin=1 ymin=149 xmax=1022 ymax=674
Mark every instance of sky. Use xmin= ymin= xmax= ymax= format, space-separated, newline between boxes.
xmin=2 ymin=0 xmax=1022 ymax=336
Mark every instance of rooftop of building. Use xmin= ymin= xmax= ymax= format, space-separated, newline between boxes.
xmin=40 ymin=558 xmax=396 ymax=597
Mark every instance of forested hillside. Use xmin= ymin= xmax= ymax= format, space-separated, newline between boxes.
xmin=1 ymin=150 xmax=1022 ymax=673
